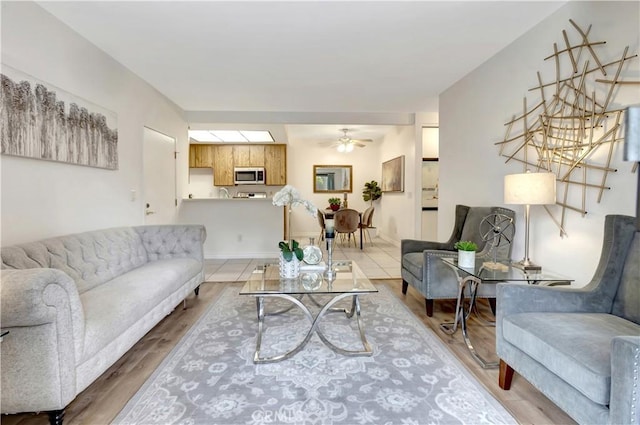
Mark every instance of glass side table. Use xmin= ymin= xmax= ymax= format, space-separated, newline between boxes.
xmin=439 ymin=257 xmax=572 ymax=368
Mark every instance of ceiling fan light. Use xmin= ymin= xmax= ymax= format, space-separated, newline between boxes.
xmin=345 ymin=143 xmax=354 ymax=152
xmin=337 ymin=143 xmax=346 ymax=153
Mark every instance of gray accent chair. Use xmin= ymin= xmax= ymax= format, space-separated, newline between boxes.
xmin=401 ymin=205 xmax=515 ymax=316
xmin=497 ymin=214 xmax=640 ymax=425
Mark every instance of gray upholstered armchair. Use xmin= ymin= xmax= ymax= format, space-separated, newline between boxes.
xmin=496 ymin=214 xmax=640 ymax=425
xmin=401 ymin=205 xmax=515 ymax=316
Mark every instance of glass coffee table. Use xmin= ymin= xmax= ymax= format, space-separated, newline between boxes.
xmin=239 ymin=260 xmax=378 ymax=364
xmin=440 ymin=257 xmax=572 ymax=368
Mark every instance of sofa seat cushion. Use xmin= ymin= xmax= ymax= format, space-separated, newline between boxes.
xmin=503 ymin=312 xmax=640 ymax=405
xmin=79 ymin=258 xmax=202 ymax=362
xmin=403 ymin=252 xmax=424 ymax=280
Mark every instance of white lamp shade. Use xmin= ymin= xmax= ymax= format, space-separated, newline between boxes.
xmin=504 ymin=172 xmax=556 ymax=205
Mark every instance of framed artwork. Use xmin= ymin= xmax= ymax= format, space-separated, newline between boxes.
xmin=381 ymin=155 xmax=404 ymax=192
xmin=1 ymin=64 xmax=118 ymax=170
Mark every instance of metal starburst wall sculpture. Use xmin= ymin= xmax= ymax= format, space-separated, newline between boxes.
xmin=496 ymin=20 xmax=639 ymax=236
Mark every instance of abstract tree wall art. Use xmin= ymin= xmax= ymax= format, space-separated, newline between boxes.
xmin=1 ymin=65 xmax=118 ymax=170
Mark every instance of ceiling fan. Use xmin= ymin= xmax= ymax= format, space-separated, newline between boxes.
xmin=332 ymin=128 xmax=373 ymax=152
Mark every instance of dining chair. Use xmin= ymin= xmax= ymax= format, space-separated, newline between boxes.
xmin=334 ymin=208 xmax=360 ymax=247
xmin=317 ymin=210 xmax=325 ymax=241
xmin=359 ymin=206 xmax=375 ymax=245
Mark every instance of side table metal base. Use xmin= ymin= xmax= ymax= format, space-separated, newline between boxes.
xmin=439 ymin=275 xmax=498 ymax=369
xmin=253 ymin=293 xmax=373 ymax=364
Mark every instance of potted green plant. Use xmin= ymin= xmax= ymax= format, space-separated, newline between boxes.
xmin=278 ymin=240 xmax=303 ymax=278
xmin=362 ymin=180 xmax=382 ymax=205
xmin=279 ymin=240 xmax=304 ymax=262
xmin=328 ymin=197 xmax=341 ymax=211
xmin=454 ymin=240 xmax=478 ymax=268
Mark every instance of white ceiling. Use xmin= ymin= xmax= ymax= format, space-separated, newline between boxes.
xmin=37 ymin=1 xmax=566 ymax=142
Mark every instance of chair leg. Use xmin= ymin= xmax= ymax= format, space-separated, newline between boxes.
xmin=499 ymin=360 xmax=515 ymax=390
xmin=47 ymin=409 xmax=65 ymax=425
xmin=425 ymin=299 xmax=434 ymax=317
xmin=488 ymin=298 xmax=496 ymax=315
xmin=365 ymin=228 xmax=372 ymax=245
xmin=402 ymin=280 xmax=408 ymax=294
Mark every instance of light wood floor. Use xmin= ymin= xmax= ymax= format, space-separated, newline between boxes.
xmin=2 ymin=280 xmax=576 ymax=425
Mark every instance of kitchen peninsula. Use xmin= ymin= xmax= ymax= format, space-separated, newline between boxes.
xmin=182 ymin=141 xmax=288 ymax=258
xmin=179 ymin=196 xmax=284 ymax=259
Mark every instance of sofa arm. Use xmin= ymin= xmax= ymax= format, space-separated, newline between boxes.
xmin=135 ymin=224 xmax=207 ymax=262
xmin=1 ymin=268 xmax=84 ymax=412
xmin=401 ymin=238 xmax=454 ymax=256
xmin=609 ymin=336 xmax=640 ymax=425
xmin=496 ymin=282 xmax=608 ymax=318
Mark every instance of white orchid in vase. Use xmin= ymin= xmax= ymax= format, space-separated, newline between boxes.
xmin=272 ymin=185 xmax=318 ymax=256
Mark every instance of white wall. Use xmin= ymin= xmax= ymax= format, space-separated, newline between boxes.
xmin=286 ymin=134 xmax=385 ymax=239
xmin=439 ymin=1 xmax=640 ymax=284
xmin=378 ymin=125 xmax=420 ymax=243
xmin=1 ymin=2 xmax=189 ymax=246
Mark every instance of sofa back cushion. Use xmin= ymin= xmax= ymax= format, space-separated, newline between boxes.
xmin=1 ymin=228 xmax=148 ymax=293
xmin=611 ymin=231 xmax=640 ymax=324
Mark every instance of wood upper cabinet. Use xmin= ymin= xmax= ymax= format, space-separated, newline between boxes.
xmin=189 ymin=144 xmax=214 ymax=168
xmin=265 ymin=144 xmax=286 ymax=185
xmin=211 ymin=145 xmax=234 ymax=186
xmin=233 ymin=145 xmax=265 ymax=167
xmin=191 ymin=143 xmax=286 ymax=186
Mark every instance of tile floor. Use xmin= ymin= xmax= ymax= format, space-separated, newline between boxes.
xmin=204 ymin=235 xmax=401 ymax=282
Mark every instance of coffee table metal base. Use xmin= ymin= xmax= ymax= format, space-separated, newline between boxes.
xmin=253 ymin=292 xmax=372 ymax=364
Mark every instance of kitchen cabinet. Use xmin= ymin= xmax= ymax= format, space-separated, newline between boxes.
xmin=233 ymin=145 xmax=265 ymax=167
xmin=195 ymin=143 xmax=286 ymax=186
xmin=189 ymin=144 xmax=213 ymax=168
xmin=264 ymin=144 xmax=286 ymax=185
xmin=212 ymin=145 xmax=234 ymax=186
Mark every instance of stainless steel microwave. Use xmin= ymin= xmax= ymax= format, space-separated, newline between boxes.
xmin=234 ymin=167 xmax=265 ymax=185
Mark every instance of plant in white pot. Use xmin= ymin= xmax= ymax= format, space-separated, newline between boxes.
xmin=454 ymin=240 xmax=478 ymax=268
xmin=278 ymin=240 xmax=304 ymax=278
xmin=273 ymin=185 xmax=318 ymax=278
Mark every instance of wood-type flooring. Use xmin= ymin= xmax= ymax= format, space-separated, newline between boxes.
xmin=2 ymin=280 xmax=576 ymax=425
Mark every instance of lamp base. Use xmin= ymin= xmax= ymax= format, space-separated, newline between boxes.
xmin=513 ymin=260 xmax=542 ymax=272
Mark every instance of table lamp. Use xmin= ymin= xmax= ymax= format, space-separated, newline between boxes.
xmin=504 ymin=171 xmax=556 ymax=271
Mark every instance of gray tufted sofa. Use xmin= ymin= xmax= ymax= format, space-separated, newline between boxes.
xmin=0 ymin=224 xmax=207 ymax=424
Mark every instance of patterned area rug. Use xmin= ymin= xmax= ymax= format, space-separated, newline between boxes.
xmin=114 ymin=285 xmax=516 ymax=425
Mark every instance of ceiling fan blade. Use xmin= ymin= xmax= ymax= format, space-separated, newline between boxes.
xmin=353 ymin=142 xmax=367 ymax=148
xmin=350 ymin=139 xmax=373 ymax=143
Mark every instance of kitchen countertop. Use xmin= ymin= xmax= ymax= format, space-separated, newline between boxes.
xmin=182 ymin=197 xmax=273 ymax=201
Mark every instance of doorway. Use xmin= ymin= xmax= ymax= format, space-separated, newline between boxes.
xmin=143 ymin=127 xmax=176 ymax=224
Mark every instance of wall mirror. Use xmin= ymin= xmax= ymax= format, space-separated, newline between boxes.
xmin=313 ymin=165 xmax=353 ymax=193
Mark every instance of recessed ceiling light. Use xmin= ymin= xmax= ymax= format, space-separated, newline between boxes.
xmin=188 ymin=130 xmax=222 ymax=142
xmin=211 ymin=130 xmax=245 ymax=142
xmin=240 ymin=130 xmax=274 ymax=142
xmin=188 ymin=129 xmax=275 ymax=143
